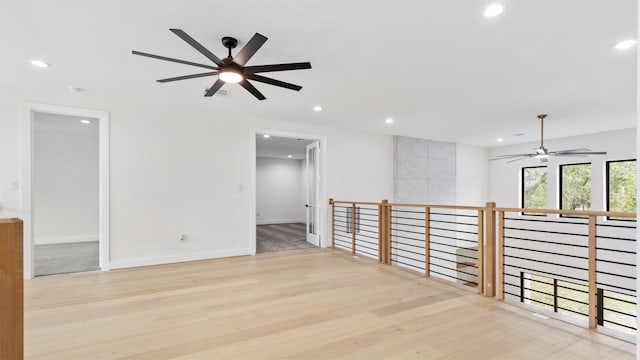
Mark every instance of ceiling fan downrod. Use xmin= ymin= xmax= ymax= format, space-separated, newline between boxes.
xmin=537 ymin=114 xmax=548 ymax=154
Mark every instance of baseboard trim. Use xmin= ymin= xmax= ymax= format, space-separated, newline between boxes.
xmin=35 ymin=235 xmax=99 ymax=245
xmin=109 ymin=248 xmax=252 ymax=270
xmin=256 ymin=219 xmax=305 ymax=225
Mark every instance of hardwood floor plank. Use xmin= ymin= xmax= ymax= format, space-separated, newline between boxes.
xmin=24 ymin=248 xmax=635 ymax=359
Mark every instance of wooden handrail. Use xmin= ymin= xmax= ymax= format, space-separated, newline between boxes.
xmin=494 ymin=207 xmax=636 ymax=218
xmin=331 ymin=200 xmax=382 ymax=206
xmin=328 ymin=198 xmax=637 ymax=316
xmin=0 ymin=218 xmax=23 ymax=360
xmin=387 ymin=203 xmax=484 ymax=211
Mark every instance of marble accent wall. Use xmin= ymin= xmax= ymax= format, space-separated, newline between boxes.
xmin=394 ymin=136 xmax=456 ymax=204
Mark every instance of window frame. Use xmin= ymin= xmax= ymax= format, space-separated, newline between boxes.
xmin=521 ymin=165 xmax=548 ymax=216
xmin=606 ymin=159 xmax=636 ymax=221
xmin=559 ymin=162 xmax=592 ymax=218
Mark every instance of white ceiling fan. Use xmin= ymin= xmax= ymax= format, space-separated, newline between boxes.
xmin=491 ymin=114 xmax=607 ymax=163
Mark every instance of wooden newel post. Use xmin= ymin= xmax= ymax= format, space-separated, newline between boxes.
xmin=425 ymin=207 xmax=430 ymax=277
xmin=351 ymin=203 xmax=356 ymax=254
xmin=329 ymin=199 xmax=335 ymax=248
xmin=588 ymin=215 xmax=597 ymax=329
xmin=485 ymin=202 xmax=496 ymax=297
xmin=378 ymin=200 xmax=388 ymax=263
xmin=498 ymin=211 xmax=505 ymax=300
xmin=0 ymin=218 xmax=24 ymax=360
xmin=476 ymin=209 xmax=484 ymax=294
xmin=386 ymin=202 xmax=392 ymax=265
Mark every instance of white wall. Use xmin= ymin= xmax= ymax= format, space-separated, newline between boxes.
xmin=256 ymin=157 xmax=305 ymax=224
xmin=0 ymin=89 xmax=394 ymax=271
xmin=488 ymin=128 xmax=635 ymax=209
xmin=33 ymin=112 xmax=99 ymax=244
xmin=456 ymin=144 xmax=489 ymax=206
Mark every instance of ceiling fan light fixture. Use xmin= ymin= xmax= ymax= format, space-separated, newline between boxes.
xmin=219 ymin=69 xmax=243 ymax=83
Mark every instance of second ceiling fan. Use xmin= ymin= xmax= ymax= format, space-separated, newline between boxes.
xmin=132 ymin=29 xmax=312 ymax=100
xmin=491 ymin=114 xmax=607 ymax=163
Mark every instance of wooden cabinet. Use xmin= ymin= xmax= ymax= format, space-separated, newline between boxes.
xmin=0 ymin=218 xmax=23 ymax=360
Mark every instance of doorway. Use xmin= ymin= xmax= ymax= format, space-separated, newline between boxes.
xmin=22 ymin=103 xmax=110 ymax=279
xmin=250 ymin=129 xmax=327 ymax=255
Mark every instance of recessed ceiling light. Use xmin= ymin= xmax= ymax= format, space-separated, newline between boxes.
xmin=313 ymin=105 xmax=322 ymax=112
xmin=263 ymin=134 xmax=270 ymax=138
xmin=385 ymin=118 xmax=394 ymax=125
xmin=615 ymin=39 xmax=637 ymax=50
xmin=80 ymin=119 xmax=91 ymax=124
xmin=512 ymin=133 xmax=525 ymax=137
xmin=30 ymin=59 xmax=50 ymax=68
xmin=484 ymin=3 xmax=504 ymax=17
xmin=68 ymin=86 xmax=84 ymax=93
xmin=287 ymin=155 xmax=292 ymax=158
xmin=496 ymin=138 xmax=504 ymax=142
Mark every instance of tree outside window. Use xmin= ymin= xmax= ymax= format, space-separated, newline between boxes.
xmin=607 ymin=160 xmax=636 ymax=220
xmin=560 ymin=163 xmax=591 ymax=215
xmin=522 ymin=166 xmax=547 ymax=215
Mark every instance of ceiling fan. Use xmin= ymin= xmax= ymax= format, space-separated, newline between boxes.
xmin=491 ymin=114 xmax=607 ymax=163
xmin=132 ymin=29 xmax=312 ymax=100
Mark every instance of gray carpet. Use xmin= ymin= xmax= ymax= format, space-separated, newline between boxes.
xmin=257 ymin=223 xmax=316 ymax=253
xmin=34 ymin=241 xmax=99 ymax=277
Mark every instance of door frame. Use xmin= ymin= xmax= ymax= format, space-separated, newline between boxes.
xmin=21 ymin=103 xmax=110 ymax=279
xmin=249 ymin=128 xmax=328 ymax=255
xmin=305 ymin=141 xmax=320 ymax=246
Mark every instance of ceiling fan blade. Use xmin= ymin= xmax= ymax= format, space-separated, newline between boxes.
xmin=204 ymin=79 xmax=225 ymax=97
xmin=554 ymin=151 xmax=607 ymax=156
xmin=132 ymin=51 xmax=218 ymax=70
xmin=246 ymin=74 xmax=302 ymax=91
xmin=170 ymin=29 xmax=223 ymax=66
xmin=233 ymin=33 xmax=268 ymax=66
xmin=491 ymin=154 xmax=535 ymax=159
xmin=550 ymin=148 xmax=590 ymax=153
xmin=244 ymin=62 xmax=312 ymax=74
xmin=157 ymin=71 xmax=218 ymax=83
xmin=506 ymin=155 xmax=534 ymax=163
xmin=239 ymin=79 xmax=266 ymax=100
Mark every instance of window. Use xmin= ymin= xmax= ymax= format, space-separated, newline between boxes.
xmin=560 ymin=163 xmax=592 ymax=215
xmin=607 ymin=159 xmax=636 ymax=219
xmin=522 ymin=166 xmax=547 ymax=214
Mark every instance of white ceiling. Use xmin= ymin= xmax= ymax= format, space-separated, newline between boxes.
xmin=1 ymin=0 xmax=636 ymax=147
xmin=256 ymin=135 xmax=314 ymax=160
xmin=33 ymin=112 xmax=99 ymax=136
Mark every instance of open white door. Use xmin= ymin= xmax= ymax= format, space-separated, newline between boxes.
xmin=305 ymin=141 xmax=320 ymax=246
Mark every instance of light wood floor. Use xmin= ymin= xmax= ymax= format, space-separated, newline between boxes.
xmin=24 ymin=248 xmax=634 ymax=359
